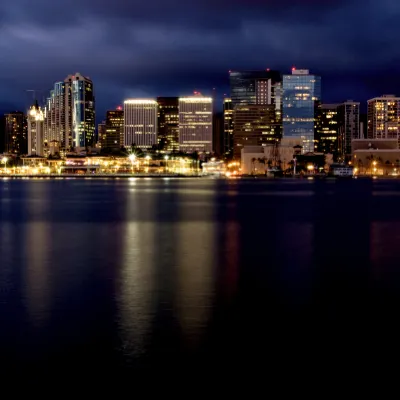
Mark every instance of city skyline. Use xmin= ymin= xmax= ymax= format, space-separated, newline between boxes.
xmin=0 ymin=0 xmax=399 ymax=121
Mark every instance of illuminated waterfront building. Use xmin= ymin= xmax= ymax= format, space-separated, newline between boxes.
xmin=367 ymin=95 xmax=400 ymax=144
xmin=105 ymin=108 xmax=124 ymax=150
xmin=3 ymin=111 xmax=27 ymax=155
xmin=223 ymin=98 xmax=234 ymax=156
xmin=44 ymin=73 xmax=95 ymax=152
xmin=157 ymin=97 xmax=179 ymax=152
xmin=233 ymin=104 xmax=280 ymax=159
xmin=27 ymin=101 xmax=45 ymax=156
xmin=179 ymin=95 xmax=213 ymax=153
xmin=283 ymin=68 xmax=321 ymax=153
xmin=98 ymin=121 xmax=106 ymax=148
xmin=316 ymin=104 xmax=339 ymax=156
xmin=44 ymin=81 xmax=66 ymax=148
xmin=338 ymin=100 xmax=360 ymax=158
xmin=229 ymin=70 xmax=282 ymax=107
xmin=124 ymin=99 xmax=158 ymax=149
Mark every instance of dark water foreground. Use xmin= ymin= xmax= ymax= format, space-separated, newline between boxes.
xmin=1 ymin=178 xmax=400 ymax=381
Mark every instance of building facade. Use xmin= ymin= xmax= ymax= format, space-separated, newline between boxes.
xmin=44 ymin=81 xmax=66 ymax=149
xmin=367 ymin=95 xmax=400 ymax=143
xmin=157 ymin=97 xmax=179 ymax=152
xmin=229 ymin=70 xmax=282 ymax=107
xmin=316 ymin=104 xmax=339 ymax=157
xmin=27 ymin=101 xmax=45 ymax=156
xmin=104 ymin=108 xmax=124 ymax=150
xmin=98 ymin=122 xmax=106 ymax=148
xmin=44 ymin=73 xmax=95 ymax=152
xmin=338 ymin=100 xmax=360 ymax=158
xmin=233 ymin=104 xmax=280 ymax=159
xmin=179 ymin=96 xmax=213 ymax=153
xmin=283 ymin=69 xmax=321 ymax=153
xmin=3 ymin=111 xmax=27 ymax=155
xmin=223 ymin=98 xmax=234 ymax=157
xmin=124 ymin=99 xmax=158 ymax=149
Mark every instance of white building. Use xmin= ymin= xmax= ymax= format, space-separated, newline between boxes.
xmin=368 ymin=95 xmax=400 ymax=144
xmin=124 ymin=99 xmax=158 ymax=149
xmin=28 ymin=102 xmax=45 ymax=156
xmin=179 ymin=96 xmax=213 ymax=153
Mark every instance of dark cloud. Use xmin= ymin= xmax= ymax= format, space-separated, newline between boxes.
xmin=0 ymin=0 xmax=400 ymax=120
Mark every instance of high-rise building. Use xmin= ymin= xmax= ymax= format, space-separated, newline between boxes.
xmin=338 ymin=100 xmax=360 ymax=158
xmin=213 ymin=111 xmax=224 ymax=156
xmin=223 ymin=98 xmax=234 ymax=157
xmin=233 ymin=104 xmax=280 ymax=159
xmin=367 ymin=95 xmax=400 ymax=143
xmin=3 ymin=111 xmax=27 ymax=155
xmin=179 ymin=96 xmax=213 ymax=153
xmin=44 ymin=81 xmax=66 ymax=149
xmin=104 ymin=108 xmax=124 ymax=150
xmin=27 ymin=101 xmax=45 ymax=156
xmin=229 ymin=70 xmax=282 ymax=107
xmin=157 ymin=97 xmax=179 ymax=152
xmin=124 ymin=99 xmax=158 ymax=149
xmin=316 ymin=104 xmax=339 ymax=157
xmin=98 ymin=121 xmax=106 ymax=148
xmin=44 ymin=73 xmax=95 ymax=152
xmin=283 ymin=69 xmax=321 ymax=153
xmin=0 ymin=116 xmax=5 ymax=154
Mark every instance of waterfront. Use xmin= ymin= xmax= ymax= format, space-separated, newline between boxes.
xmin=1 ymin=178 xmax=400 ymax=378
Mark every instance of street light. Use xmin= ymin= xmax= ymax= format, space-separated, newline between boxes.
xmin=164 ymin=155 xmax=169 ymax=173
xmin=2 ymin=157 xmax=8 ymax=173
xmin=128 ymin=154 xmax=136 ymax=174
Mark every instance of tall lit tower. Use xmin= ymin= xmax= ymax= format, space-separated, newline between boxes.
xmin=223 ymin=98 xmax=234 ymax=156
xmin=367 ymin=95 xmax=400 ymax=143
xmin=283 ymin=68 xmax=321 ymax=153
xmin=44 ymin=73 xmax=95 ymax=152
xmin=179 ymin=95 xmax=213 ymax=153
xmin=27 ymin=101 xmax=45 ymax=156
xmin=124 ymin=99 xmax=158 ymax=149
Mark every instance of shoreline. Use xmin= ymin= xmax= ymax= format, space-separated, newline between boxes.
xmin=0 ymin=174 xmax=397 ymax=180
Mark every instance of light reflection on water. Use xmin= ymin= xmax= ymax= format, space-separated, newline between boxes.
xmin=1 ymin=178 xmax=400 ymax=373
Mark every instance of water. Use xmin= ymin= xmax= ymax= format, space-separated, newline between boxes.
xmin=1 ymin=177 xmax=400 ymax=378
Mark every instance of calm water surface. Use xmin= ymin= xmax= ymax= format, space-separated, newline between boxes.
xmin=1 ymin=178 xmax=400 ymax=377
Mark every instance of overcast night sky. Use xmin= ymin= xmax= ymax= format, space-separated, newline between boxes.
xmin=0 ymin=0 xmax=399 ymax=119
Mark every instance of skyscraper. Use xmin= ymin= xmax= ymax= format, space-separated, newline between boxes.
xmin=338 ymin=100 xmax=360 ymax=158
xmin=3 ymin=111 xmax=27 ymax=155
xmin=283 ymin=69 xmax=321 ymax=153
xmin=157 ymin=97 xmax=179 ymax=152
xmin=316 ymin=104 xmax=339 ymax=157
xmin=124 ymin=99 xmax=158 ymax=149
xmin=229 ymin=70 xmax=281 ymax=107
xmin=179 ymin=96 xmax=213 ymax=153
xmin=233 ymin=105 xmax=280 ymax=159
xmin=105 ymin=108 xmax=124 ymax=150
xmin=27 ymin=101 xmax=45 ymax=156
xmin=367 ymin=95 xmax=400 ymax=143
xmin=44 ymin=81 xmax=66 ymax=148
xmin=44 ymin=73 xmax=95 ymax=152
xmin=98 ymin=121 xmax=106 ymax=148
xmin=223 ymin=98 xmax=234 ymax=157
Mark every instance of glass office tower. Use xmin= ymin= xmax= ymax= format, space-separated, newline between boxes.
xmin=229 ymin=70 xmax=281 ymax=107
xmin=283 ymin=69 xmax=321 ymax=153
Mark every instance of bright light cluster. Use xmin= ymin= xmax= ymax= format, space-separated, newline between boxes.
xmin=124 ymin=99 xmax=157 ymax=105
xmin=179 ymin=97 xmax=212 ymax=103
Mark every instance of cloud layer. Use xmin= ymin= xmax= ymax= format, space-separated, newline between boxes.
xmin=0 ymin=0 xmax=400 ymax=118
